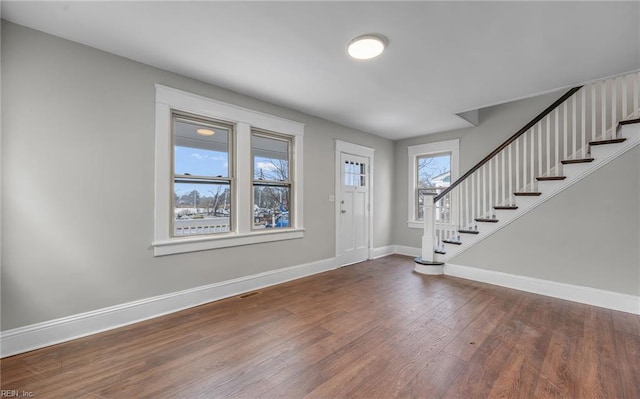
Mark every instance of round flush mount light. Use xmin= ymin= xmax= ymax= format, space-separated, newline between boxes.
xmin=347 ymin=34 xmax=387 ymax=60
xmin=196 ymin=128 xmax=215 ymax=136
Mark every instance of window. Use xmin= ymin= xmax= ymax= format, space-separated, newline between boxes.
xmin=416 ymin=152 xmax=451 ymax=220
xmin=252 ymin=131 xmax=293 ymax=230
xmin=407 ymin=139 xmax=459 ymax=228
xmin=173 ymin=113 xmax=233 ymax=236
xmin=153 ymin=85 xmax=304 ymax=256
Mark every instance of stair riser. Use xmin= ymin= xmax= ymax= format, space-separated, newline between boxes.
xmin=493 ymin=209 xmax=522 ymax=220
xmin=590 ymin=141 xmax=627 ymax=160
xmin=509 ymin=195 xmax=539 ymax=209
xmin=536 ymin=180 xmax=562 ymax=194
xmin=561 ymin=162 xmax=594 ymax=180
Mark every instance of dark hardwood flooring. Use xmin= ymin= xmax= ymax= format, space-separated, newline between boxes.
xmin=1 ymin=255 xmax=639 ymax=398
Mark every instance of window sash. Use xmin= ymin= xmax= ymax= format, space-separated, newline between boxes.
xmin=251 ymin=130 xmax=293 ymax=230
xmin=171 ymin=112 xmax=234 ymax=237
xmin=407 ymin=139 xmax=459 ymax=228
xmin=414 ymin=152 xmax=452 ymax=221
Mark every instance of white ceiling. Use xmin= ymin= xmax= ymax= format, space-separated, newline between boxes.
xmin=2 ymin=1 xmax=639 ymax=140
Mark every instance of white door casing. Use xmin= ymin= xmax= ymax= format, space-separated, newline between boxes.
xmin=335 ymin=141 xmax=374 ymax=266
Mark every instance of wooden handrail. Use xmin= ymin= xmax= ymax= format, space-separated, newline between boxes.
xmin=434 ymin=86 xmax=582 ymax=202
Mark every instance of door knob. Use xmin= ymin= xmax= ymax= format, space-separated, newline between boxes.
xmin=341 ymin=209 xmax=347 ymax=213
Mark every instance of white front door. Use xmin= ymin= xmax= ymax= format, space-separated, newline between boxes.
xmin=338 ymin=152 xmax=370 ymax=266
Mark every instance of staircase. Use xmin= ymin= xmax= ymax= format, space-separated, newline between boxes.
xmin=415 ymin=71 xmax=640 ymax=274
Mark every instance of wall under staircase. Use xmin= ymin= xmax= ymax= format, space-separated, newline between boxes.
xmin=450 ymin=145 xmax=639 ymax=298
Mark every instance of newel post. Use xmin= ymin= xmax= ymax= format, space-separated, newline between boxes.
xmin=414 ymin=193 xmax=444 ymax=274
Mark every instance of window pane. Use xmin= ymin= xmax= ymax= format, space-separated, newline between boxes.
xmin=417 ymin=153 xmax=451 ymax=189
xmin=252 ymin=135 xmax=289 ymax=181
xmin=253 ymin=185 xmax=290 ymax=229
xmin=174 ymin=118 xmax=229 ymax=177
xmin=344 ymin=161 xmax=366 ymax=187
xmin=174 ymin=181 xmax=231 ymax=236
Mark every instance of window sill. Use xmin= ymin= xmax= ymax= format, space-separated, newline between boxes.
xmin=152 ymin=228 xmax=305 ymax=256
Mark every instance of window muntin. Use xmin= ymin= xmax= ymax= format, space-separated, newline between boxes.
xmin=251 ymin=131 xmax=292 ymax=230
xmin=416 ymin=152 xmax=451 ymax=220
xmin=172 ymin=114 xmax=233 ymax=237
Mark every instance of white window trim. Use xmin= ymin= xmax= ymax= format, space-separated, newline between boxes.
xmin=153 ymin=85 xmax=304 ymax=256
xmin=407 ymin=139 xmax=459 ymax=229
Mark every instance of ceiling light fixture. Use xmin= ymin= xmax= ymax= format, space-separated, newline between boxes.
xmin=196 ymin=128 xmax=215 ymax=136
xmin=347 ymin=34 xmax=387 ymax=60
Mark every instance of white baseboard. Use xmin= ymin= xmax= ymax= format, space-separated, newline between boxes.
xmin=371 ymin=246 xmax=395 ymax=259
xmin=392 ymin=245 xmax=421 ymax=257
xmin=444 ymin=263 xmax=640 ymax=315
xmin=0 ymin=257 xmax=337 ymax=358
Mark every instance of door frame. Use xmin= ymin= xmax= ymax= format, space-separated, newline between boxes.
xmin=335 ymin=140 xmax=375 ymax=266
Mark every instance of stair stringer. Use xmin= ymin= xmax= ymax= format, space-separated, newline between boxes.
xmin=435 ymin=122 xmax=640 ymax=263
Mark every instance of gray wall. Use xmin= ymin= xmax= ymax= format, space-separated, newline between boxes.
xmin=452 ymin=146 xmax=640 ymax=296
xmin=1 ymin=22 xmax=394 ymax=330
xmin=393 ymin=90 xmax=566 ymax=248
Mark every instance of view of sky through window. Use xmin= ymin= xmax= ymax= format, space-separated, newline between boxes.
xmin=417 ymin=153 xmax=451 ymax=188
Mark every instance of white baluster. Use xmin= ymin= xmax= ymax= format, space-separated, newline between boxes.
xmin=555 ymin=108 xmax=559 ymax=176
xmin=508 ymin=144 xmax=513 ymax=204
xmin=612 ymin=78 xmax=617 ymax=136
xmin=501 ymin=149 xmax=505 ymax=205
xmin=537 ymin=122 xmax=542 ymax=177
xmin=482 ymin=164 xmax=487 ymax=216
xmin=471 ymin=173 xmax=476 ymax=227
xmin=530 ymin=129 xmax=534 ymax=189
xmin=572 ymin=95 xmax=577 ymax=157
xmin=591 ymin=84 xmax=596 ymax=141
xmin=496 ymin=156 xmax=500 ymax=208
xmin=632 ymin=73 xmax=640 ymax=118
xmin=581 ymin=88 xmax=586 ymax=157
xmin=622 ymin=76 xmax=627 ymax=120
xmin=509 ymin=138 xmax=522 ymax=191
xmin=601 ymin=80 xmax=607 ymax=139
xmin=546 ymin=116 xmax=551 ymax=175
xmin=563 ymin=102 xmax=568 ymax=160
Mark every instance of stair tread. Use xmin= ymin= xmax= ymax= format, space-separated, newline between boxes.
xmin=561 ymin=158 xmax=594 ymax=164
xmin=514 ymin=192 xmax=542 ymax=196
xmin=415 ymin=257 xmax=444 ymax=266
xmin=458 ymin=229 xmax=479 ymax=234
xmin=589 ymin=138 xmax=626 ymax=146
xmin=434 ymin=249 xmax=446 ymax=255
xmin=536 ymin=176 xmax=566 ymax=181
xmin=494 ymin=205 xmax=518 ymax=210
xmin=475 ymin=218 xmax=499 ymax=223
xmin=442 ymin=239 xmax=462 ymax=245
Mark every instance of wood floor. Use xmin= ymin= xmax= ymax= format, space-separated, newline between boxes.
xmin=2 ymin=255 xmax=639 ymax=398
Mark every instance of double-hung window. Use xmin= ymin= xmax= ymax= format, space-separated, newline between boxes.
xmin=407 ymin=139 xmax=459 ymax=228
xmin=252 ymin=131 xmax=293 ymax=230
xmin=153 ymin=85 xmax=304 ymax=256
xmin=172 ymin=113 xmax=233 ymax=236
xmin=416 ymin=152 xmax=451 ymax=221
